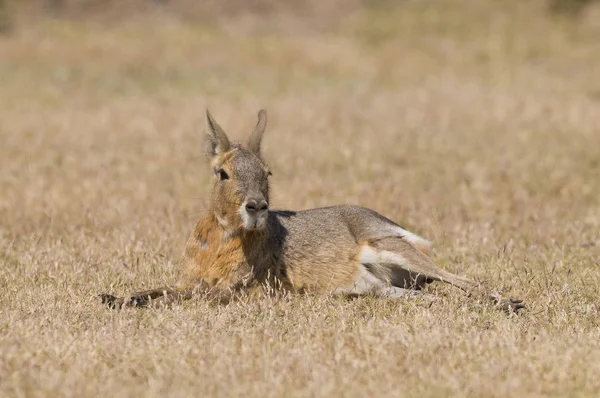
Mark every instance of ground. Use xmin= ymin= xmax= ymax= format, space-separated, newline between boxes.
xmin=1 ymin=1 xmax=600 ymax=396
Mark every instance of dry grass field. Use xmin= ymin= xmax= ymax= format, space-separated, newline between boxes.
xmin=1 ymin=1 xmax=600 ymax=396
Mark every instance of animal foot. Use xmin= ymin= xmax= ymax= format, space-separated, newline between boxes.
xmin=99 ymin=289 xmax=170 ymax=309
xmin=491 ymin=295 xmax=526 ymax=314
xmin=99 ymin=293 xmax=124 ymax=309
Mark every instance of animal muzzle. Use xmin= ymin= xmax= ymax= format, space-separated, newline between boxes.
xmin=240 ymin=198 xmax=269 ymax=229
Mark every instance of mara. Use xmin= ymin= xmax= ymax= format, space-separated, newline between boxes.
xmin=100 ymin=109 xmax=524 ymax=312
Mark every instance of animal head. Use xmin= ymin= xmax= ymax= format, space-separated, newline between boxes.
xmin=204 ymin=109 xmax=271 ymax=232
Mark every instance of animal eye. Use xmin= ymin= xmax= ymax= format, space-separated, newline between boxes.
xmin=216 ymin=169 xmax=229 ymax=180
xmin=267 ymin=171 xmax=273 ymax=177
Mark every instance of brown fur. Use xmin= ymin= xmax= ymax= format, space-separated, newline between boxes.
xmin=100 ymin=109 xmax=524 ymax=313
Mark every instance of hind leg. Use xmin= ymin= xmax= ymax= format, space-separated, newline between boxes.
xmin=366 ymin=237 xmax=525 ymax=312
xmin=364 ymin=238 xmax=477 ymax=292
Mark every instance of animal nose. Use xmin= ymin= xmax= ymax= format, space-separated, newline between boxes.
xmin=245 ymin=199 xmax=268 ymax=213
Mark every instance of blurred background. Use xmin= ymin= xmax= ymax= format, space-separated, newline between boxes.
xmin=1 ymin=0 xmax=599 ymax=246
xmin=1 ymin=0 xmax=599 ymax=31
xmin=1 ymin=0 xmax=599 ymax=239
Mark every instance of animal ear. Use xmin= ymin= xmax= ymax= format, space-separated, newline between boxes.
xmin=205 ymin=109 xmax=231 ymax=157
xmin=246 ymin=109 xmax=267 ymax=156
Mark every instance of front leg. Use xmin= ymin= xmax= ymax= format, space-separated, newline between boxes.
xmin=98 ymin=281 xmax=252 ymax=309
xmin=99 ymin=287 xmax=193 ymax=309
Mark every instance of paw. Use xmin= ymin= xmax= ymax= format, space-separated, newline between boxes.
xmin=99 ymin=293 xmax=124 ymax=309
xmin=492 ymin=296 xmax=526 ymax=314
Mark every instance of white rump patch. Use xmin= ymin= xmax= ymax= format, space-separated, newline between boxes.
xmin=393 ymin=226 xmax=433 ymax=255
xmin=333 ymin=263 xmax=422 ymax=298
xmin=335 ymin=246 xmax=413 ymax=296
xmin=376 ymin=250 xmax=410 ymax=268
xmin=358 ymin=245 xmax=378 ymax=265
xmin=334 ymin=243 xmax=438 ymax=297
xmin=333 ymin=263 xmax=386 ymax=295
